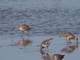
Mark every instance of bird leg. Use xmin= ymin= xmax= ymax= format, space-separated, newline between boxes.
xmin=67 ymin=38 xmax=71 ymax=44
xmin=21 ymin=31 xmax=25 ymax=39
xmin=46 ymin=46 xmax=49 ymax=52
xmin=77 ymin=40 xmax=79 ymax=44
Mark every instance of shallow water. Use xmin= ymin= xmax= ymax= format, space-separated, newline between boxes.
xmin=0 ymin=34 xmax=80 ymax=60
xmin=0 ymin=0 xmax=80 ymax=60
xmin=0 ymin=0 xmax=80 ymax=36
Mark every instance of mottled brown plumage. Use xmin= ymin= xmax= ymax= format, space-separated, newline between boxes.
xmin=16 ymin=24 xmax=32 ymax=32
xmin=60 ymin=32 xmax=78 ymax=43
xmin=40 ymin=38 xmax=53 ymax=49
xmin=52 ymin=54 xmax=65 ymax=60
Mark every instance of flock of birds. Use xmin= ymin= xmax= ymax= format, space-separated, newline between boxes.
xmin=11 ymin=24 xmax=79 ymax=60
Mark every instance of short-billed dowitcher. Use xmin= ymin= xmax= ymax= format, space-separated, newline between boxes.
xmin=52 ymin=54 xmax=65 ymax=60
xmin=60 ymin=32 xmax=78 ymax=43
xmin=40 ymin=38 xmax=53 ymax=50
xmin=16 ymin=24 xmax=31 ymax=31
xmin=12 ymin=24 xmax=32 ymax=36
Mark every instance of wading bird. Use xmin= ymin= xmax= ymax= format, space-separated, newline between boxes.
xmin=40 ymin=38 xmax=53 ymax=50
xmin=12 ymin=24 xmax=32 ymax=36
xmin=60 ymin=32 xmax=78 ymax=43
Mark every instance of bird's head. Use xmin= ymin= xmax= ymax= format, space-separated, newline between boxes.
xmin=49 ymin=38 xmax=53 ymax=40
xmin=16 ymin=24 xmax=20 ymax=28
xmin=59 ymin=32 xmax=64 ymax=37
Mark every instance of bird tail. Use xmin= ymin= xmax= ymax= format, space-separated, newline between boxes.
xmin=61 ymin=55 xmax=65 ymax=59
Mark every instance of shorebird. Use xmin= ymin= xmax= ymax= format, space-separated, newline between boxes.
xmin=40 ymin=38 xmax=53 ymax=50
xmin=12 ymin=24 xmax=32 ymax=36
xmin=52 ymin=54 xmax=65 ymax=60
xmin=61 ymin=44 xmax=78 ymax=53
xmin=60 ymin=32 xmax=78 ymax=43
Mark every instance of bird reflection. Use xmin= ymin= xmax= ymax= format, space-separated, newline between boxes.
xmin=61 ymin=44 xmax=78 ymax=53
xmin=11 ymin=38 xmax=33 ymax=47
xmin=52 ymin=54 xmax=65 ymax=60
xmin=40 ymin=49 xmax=51 ymax=60
xmin=16 ymin=38 xmax=32 ymax=47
